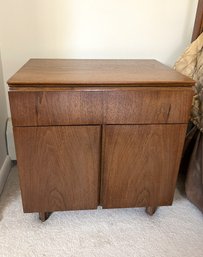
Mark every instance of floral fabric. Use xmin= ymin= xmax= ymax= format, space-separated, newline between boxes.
xmin=174 ymin=33 xmax=203 ymax=131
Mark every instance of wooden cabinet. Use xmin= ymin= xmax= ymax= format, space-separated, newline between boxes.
xmin=8 ymin=59 xmax=194 ymax=221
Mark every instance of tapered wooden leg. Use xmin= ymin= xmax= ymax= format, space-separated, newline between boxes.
xmin=39 ymin=212 xmax=51 ymax=222
xmin=146 ymin=206 xmax=157 ymax=216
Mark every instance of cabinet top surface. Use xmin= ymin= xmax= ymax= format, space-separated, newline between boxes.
xmin=8 ymin=59 xmax=194 ymax=87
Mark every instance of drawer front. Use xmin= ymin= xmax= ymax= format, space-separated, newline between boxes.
xmin=9 ymin=91 xmax=103 ymax=126
xmin=103 ymin=88 xmax=193 ymax=124
xmin=9 ymin=88 xmax=193 ymax=126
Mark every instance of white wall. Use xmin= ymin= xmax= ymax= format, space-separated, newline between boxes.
xmin=0 ymin=52 xmax=12 ymax=194
xmin=0 ymin=52 xmax=8 ymax=167
xmin=0 ymin=0 xmax=199 ymax=113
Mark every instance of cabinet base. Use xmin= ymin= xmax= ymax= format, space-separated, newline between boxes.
xmin=39 ymin=212 xmax=51 ymax=222
xmin=38 ymin=207 xmax=158 ymax=222
xmin=145 ymin=207 xmax=157 ymax=215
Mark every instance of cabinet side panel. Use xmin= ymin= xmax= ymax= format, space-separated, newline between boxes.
xmin=102 ymin=124 xmax=187 ymax=208
xmin=14 ymin=126 xmax=101 ymax=212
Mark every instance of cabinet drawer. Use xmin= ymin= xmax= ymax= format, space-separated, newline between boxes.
xmin=103 ymin=88 xmax=193 ymax=124
xmin=9 ymin=91 xmax=103 ymax=126
xmin=9 ymin=88 xmax=193 ymax=127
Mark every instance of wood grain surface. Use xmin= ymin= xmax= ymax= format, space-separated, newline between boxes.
xmin=9 ymin=87 xmax=193 ymax=126
xmin=14 ymin=126 xmax=101 ymax=212
xmin=9 ymin=91 xmax=103 ymax=126
xmin=102 ymin=124 xmax=187 ymax=208
xmin=103 ymin=88 xmax=193 ymax=124
xmin=7 ymin=59 xmax=194 ymax=87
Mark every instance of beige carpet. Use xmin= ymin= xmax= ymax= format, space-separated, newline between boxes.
xmin=0 ymin=166 xmax=203 ymax=257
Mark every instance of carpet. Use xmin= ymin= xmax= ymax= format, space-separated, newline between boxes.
xmin=0 ymin=166 xmax=203 ymax=257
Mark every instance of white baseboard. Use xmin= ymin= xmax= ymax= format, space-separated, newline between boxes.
xmin=0 ymin=155 xmax=12 ymax=195
xmin=6 ymin=118 xmax=16 ymax=160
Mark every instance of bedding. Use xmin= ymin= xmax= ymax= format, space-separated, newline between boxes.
xmin=175 ymin=32 xmax=203 ymax=213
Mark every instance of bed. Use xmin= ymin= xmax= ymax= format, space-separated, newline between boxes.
xmin=175 ymin=0 xmax=203 ymax=213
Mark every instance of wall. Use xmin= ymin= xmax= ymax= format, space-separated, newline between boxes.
xmin=0 ymin=51 xmax=11 ymax=194
xmin=0 ymin=0 xmax=199 ymax=113
xmin=0 ymin=53 xmax=8 ymax=167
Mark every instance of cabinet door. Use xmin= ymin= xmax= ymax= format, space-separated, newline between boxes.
xmin=102 ymin=124 xmax=187 ymax=208
xmin=14 ymin=126 xmax=101 ymax=212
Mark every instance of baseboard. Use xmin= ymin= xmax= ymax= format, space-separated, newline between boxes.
xmin=0 ymin=155 xmax=12 ymax=195
xmin=6 ymin=118 xmax=16 ymax=160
